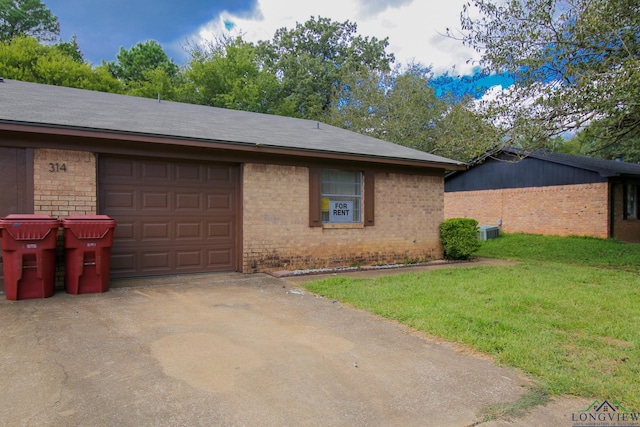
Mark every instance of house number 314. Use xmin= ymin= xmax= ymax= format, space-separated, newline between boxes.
xmin=48 ymin=163 xmax=67 ymax=172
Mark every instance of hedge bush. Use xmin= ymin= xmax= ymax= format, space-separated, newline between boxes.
xmin=439 ymin=218 xmax=481 ymax=260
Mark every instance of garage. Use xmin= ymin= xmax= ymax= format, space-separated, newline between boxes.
xmin=99 ymin=156 xmax=240 ymax=278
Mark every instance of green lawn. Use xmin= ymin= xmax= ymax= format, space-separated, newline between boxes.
xmin=303 ymin=234 xmax=640 ymax=409
xmin=477 ymin=233 xmax=640 ymax=272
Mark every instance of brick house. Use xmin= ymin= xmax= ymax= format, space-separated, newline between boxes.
xmin=445 ymin=148 xmax=640 ymax=243
xmin=0 ymin=79 xmax=464 ymax=290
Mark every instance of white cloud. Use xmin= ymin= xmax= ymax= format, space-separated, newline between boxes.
xmin=180 ymin=0 xmax=481 ymax=74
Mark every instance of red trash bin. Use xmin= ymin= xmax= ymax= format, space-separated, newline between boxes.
xmin=62 ymin=215 xmax=116 ymax=295
xmin=0 ymin=214 xmax=60 ymax=301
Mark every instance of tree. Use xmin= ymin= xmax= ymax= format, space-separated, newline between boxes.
xmin=571 ymin=121 xmax=640 ymax=162
xmin=54 ymin=34 xmax=83 ymax=63
xmin=456 ymin=0 xmax=640 ymax=155
xmin=328 ymin=64 xmax=497 ymax=161
xmin=0 ymin=0 xmax=59 ymax=42
xmin=0 ymin=36 xmax=123 ymax=92
xmin=105 ymin=40 xmax=180 ymax=97
xmin=258 ymin=16 xmax=395 ymax=119
xmin=432 ymin=98 xmax=500 ymax=161
xmin=373 ymin=67 xmax=449 ymax=153
xmin=181 ymin=37 xmax=279 ymax=112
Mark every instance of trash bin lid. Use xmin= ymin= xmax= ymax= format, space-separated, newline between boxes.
xmin=62 ymin=215 xmax=114 ymax=221
xmin=0 ymin=214 xmax=59 ymax=240
xmin=62 ymin=215 xmax=116 ymax=239
xmin=1 ymin=214 xmax=56 ymax=221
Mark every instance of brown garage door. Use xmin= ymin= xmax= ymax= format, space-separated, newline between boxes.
xmin=99 ymin=156 xmax=240 ymax=278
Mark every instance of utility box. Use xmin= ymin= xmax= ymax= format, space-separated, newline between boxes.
xmin=62 ymin=215 xmax=116 ymax=295
xmin=0 ymin=214 xmax=60 ymax=300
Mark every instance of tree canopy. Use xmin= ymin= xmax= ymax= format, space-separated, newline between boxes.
xmin=180 ymin=37 xmax=279 ymax=112
xmin=0 ymin=36 xmax=122 ymax=92
xmin=457 ymin=0 xmax=640 ymax=159
xmin=0 ymin=0 xmax=59 ymax=42
xmin=103 ymin=40 xmax=182 ymax=100
xmin=106 ymin=40 xmax=179 ymax=82
xmin=328 ymin=64 xmax=498 ymax=161
xmin=257 ymin=16 xmax=395 ymax=120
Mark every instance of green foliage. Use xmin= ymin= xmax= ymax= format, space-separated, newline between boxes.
xmin=571 ymin=121 xmax=640 ymax=163
xmin=329 ymin=65 xmax=445 ymax=149
xmin=328 ymin=65 xmax=498 ymax=161
xmin=0 ymin=0 xmax=59 ymax=42
xmin=431 ymin=96 xmax=500 ymax=161
xmin=53 ymin=34 xmax=84 ymax=64
xmin=458 ymin=0 xmax=640 ymax=156
xmin=104 ymin=40 xmax=180 ymax=100
xmin=0 ymin=36 xmax=123 ymax=92
xmin=257 ymin=16 xmax=394 ymax=120
xmin=439 ymin=218 xmax=481 ymax=260
xmin=126 ymin=67 xmax=181 ymax=101
xmin=106 ymin=40 xmax=179 ymax=81
xmin=181 ymin=37 xmax=279 ymax=112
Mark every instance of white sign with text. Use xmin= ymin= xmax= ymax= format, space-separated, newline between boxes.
xmin=329 ymin=201 xmax=353 ymax=223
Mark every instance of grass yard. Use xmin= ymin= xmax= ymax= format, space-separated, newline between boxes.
xmin=303 ymin=234 xmax=640 ymax=409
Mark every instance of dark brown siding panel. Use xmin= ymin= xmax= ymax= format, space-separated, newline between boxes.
xmin=309 ymin=167 xmax=322 ymax=227
xmin=0 ymin=147 xmax=32 ymax=292
xmin=0 ymin=147 xmax=32 ymax=216
xmin=364 ymin=171 xmax=375 ymax=226
xmin=99 ymin=156 xmax=240 ymax=278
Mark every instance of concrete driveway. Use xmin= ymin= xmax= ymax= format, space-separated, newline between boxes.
xmin=0 ymin=271 xmax=581 ymax=426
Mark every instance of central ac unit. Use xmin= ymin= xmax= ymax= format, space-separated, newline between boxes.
xmin=478 ymin=225 xmax=500 ymax=240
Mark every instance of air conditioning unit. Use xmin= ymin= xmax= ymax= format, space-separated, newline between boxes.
xmin=478 ymin=225 xmax=500 ymax=240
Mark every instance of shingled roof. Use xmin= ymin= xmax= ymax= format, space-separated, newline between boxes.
xmin=0 ymin=79 xmax=464 ymax=169
xmin=499 ymin=147 xmax=640 ymax=178
xmin=520 ymin=149 xmax=640 ymax=177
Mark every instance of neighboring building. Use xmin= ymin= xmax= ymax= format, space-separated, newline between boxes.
xmin=445 ymin=148 xmax=640 ymax=243
xmin=0 ymin=79 xmax=464 ymax=291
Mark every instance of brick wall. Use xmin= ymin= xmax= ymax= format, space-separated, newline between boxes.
xmin=34 ymin=148 xmax=97 ymax=216
xmin=242 ymin=163 xmax=444 ymax=272
xmin=612 ymin=183 xmax=640 ymax=243
xmin=33 ymin=148 xmax=97 ymax=288
xmin=445 ymin=183 xmax=609 ymax=238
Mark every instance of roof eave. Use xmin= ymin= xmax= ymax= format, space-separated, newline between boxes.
xmin=0 ymin=121 xmax=466 ymax=171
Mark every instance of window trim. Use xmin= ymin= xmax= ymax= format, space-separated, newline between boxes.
xmin=309 ymin=168 xmax=374 ymax=227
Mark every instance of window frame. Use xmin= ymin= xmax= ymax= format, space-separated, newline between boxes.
xmin=321 ymin=169 xmax=362 ymax=224
xmin=309 ymin=168 xmax=374 ymax=227
xmin=624 ymin=183 xmax=639 ymax=220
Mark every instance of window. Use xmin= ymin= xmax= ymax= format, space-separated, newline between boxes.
xmin=321 ymin=169 xmax=362 ymax=223
xmin=309 ymin=168 xmax=374 ymax=227
xmin=624 ymin=183 xmax=639 ymax=219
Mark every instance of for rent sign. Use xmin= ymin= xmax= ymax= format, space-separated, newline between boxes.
xmin=329 ymin=201 xmax=353 ymax=223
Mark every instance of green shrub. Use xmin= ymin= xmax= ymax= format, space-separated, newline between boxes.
xmin=439 ymin=218 xmax=481 ymax=260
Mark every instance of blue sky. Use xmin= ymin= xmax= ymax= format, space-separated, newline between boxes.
xmin=45 ymin=0 xmax=510 ymax=98
xmin=46 ymin=0 xmax=256 ymax=65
